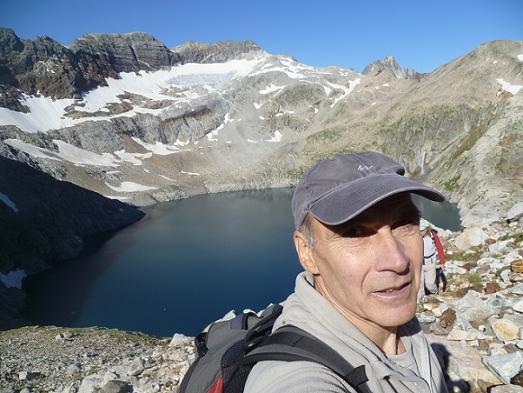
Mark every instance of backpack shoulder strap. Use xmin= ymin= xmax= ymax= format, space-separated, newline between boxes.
xmin=242 ymin=326 xmax=372 ymax=393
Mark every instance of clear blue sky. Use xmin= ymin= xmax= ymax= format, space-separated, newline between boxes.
xmin=1 ymin=0 xmax=522 ymax=73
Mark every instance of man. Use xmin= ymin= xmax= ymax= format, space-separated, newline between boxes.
xmin=420 ymin=224 xmax=439 ymax=298
xmin=245 ymin=151 xmax=449 ymax=393
xmin=420 ymin=223 xmax=447 ymax=297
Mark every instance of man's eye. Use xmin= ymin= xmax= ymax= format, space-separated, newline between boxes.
xmin=393 ymin=220 xmax=416 ymax=232
xmin=342 ymin=226 xmax=368 ymax=237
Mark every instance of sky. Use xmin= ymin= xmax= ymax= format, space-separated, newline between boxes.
xmin=1 ymin=0 xmax=522 ymax=73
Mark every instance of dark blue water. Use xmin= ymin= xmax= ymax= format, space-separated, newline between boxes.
xmin=23 ymin=189 xmax=460 ymax=337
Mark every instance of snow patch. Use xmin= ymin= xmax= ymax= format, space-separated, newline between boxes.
xmin=105 ymin=181 xmax=157 ymax=192
xmin=247 ymin=139 xmax=258 ymax=144
xmin=159 ymin=175 xmax=175 ymax=181
xmin=517 ymin=54 xmax=523 ymax=61
xmin=0 ymin=269 xmax=27 ymax=289
xmin=53 ymin=140 xmax=120 ymax=167
xmin=329 ymin=78 xmax=361 ymax=107
xmin=0 ymin=192 xmax=18 ymax=213
xmin=131 ymin=137 xmax=189 ymax=155
xmin=266 ymin=130 xmax=282 ymax=143
xmin=180 ymin=170 xmax=201 ymax=176
xmin=497 ymin=78 xmax=522 ymax=95
xmin=259 ymin=83 xmax=286 ymax=95
xmin=113 ymin=150 xmax=152 ymax=165
xmin=104 ymin=195 xmax=132 ymax=200
xmin=253 ymin=102 xmax=263 ymax=109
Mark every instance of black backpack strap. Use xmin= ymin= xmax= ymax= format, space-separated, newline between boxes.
xmin=242 ymin=327 xmax=372 ymax=393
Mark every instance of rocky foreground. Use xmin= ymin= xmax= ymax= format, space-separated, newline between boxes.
xmin=1 ymin=210 xmax=522 ymax=393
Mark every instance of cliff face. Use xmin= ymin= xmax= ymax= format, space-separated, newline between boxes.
xmin=0 ymin=155 xmax=144 ymax=327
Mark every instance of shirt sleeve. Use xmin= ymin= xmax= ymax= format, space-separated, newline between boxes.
xmin=244 ymin=360 xmax=357 ymax=393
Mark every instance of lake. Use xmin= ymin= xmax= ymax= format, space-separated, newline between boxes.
xmin=23 ymin=188 xmax=460 ymax=337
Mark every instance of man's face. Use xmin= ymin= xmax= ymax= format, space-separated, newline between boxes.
xmin=295 ymin=193 xmax=423 ymax=335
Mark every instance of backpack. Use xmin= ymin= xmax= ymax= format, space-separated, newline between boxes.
xmin=178 ymin=304 xmax=372 ymax=393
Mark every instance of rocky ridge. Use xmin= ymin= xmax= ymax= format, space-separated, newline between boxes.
xmin=1 ymin=210 xmax=522 ymax=393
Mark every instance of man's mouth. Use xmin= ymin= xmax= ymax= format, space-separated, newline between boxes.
xmin=374 ymin=282 xmax=411 ymax=295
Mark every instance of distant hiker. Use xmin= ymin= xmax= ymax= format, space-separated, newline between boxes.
xmin=419 ymin=223 xmax=447 ymax=297
xmin=244 ymin=152 xmax=449 ymax=393
xmin=420 ymin=224 xmax=438 ymax=296
xmin=432 ymin=227 xmax=447 ymax=292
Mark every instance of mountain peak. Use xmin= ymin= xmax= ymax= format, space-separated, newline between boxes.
xmin=363 ymin=55 xmax=421 ymax=80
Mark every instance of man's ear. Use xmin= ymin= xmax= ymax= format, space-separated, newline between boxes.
xmin=293 ymin=230 xmax=320 ymax=274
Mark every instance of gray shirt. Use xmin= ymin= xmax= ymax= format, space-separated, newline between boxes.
xmin=244 ymin=272 xmax=448 ymax=393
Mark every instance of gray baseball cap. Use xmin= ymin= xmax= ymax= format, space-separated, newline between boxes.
xmin=292 ymin=151 xmax=445 ymax=229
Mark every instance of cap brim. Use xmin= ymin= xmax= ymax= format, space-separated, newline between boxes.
xmin=309 ymin=174 xmax=445 ymax=226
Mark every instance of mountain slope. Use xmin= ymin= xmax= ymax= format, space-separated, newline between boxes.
xmin=0 ymin=31 xmax=522 ymax=228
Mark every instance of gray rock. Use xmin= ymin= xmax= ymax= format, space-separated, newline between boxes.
xmin=483 ymin=351 xmax=523 ymax=384
xmin=454 ymin=227 xmax=488 ymax=250
xmin=169 ymin=333 xmax=189 ymax=347
xmin=452 ymin=290 xmax=497 ymax=322
xmin=66 ymin=363 xmax=82 ymax=375
xmin=78 ymin=374 xmax=104 ymax=393
xmin=127 ymin=357 xmax=145 ymax=377
xmin=507 ymin=202 xmax=523 ymax=221
xmin=99 ymin=380 xmax=132 ymax=393
xmin=490 ymin=385 xmax=523 ymax=393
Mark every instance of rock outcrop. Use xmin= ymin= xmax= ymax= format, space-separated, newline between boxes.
xmin=362 ymin=55 xmax=422 ymax=80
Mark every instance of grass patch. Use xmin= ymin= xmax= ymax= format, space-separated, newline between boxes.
xmin=467 ymin=273 xmax=483 ymax=291
xmin=441 ymin=174 xmax=461 ymax=192
xmin=448 ymin=125 xmax=488 ymax=162
xmin=447 ymin=245 xmax=483 ymax=262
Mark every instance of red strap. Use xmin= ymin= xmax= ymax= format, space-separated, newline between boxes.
xmin=207 ymin=376 xmax=224 ymax=393
xmin=432 ymin=230 xmax=445 ymax=266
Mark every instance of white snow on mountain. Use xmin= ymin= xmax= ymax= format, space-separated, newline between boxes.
xmin=105 ymin=181 xmax=158 ymax=192
xmin=0 ymin=192 xmax=18 ymax=213
xmin=497 ymin=78 xmax=522 ymax=95
xmin=113 ymin=150 xmax=151 ymax=165
xmin=52 ymin=140 xmax=121 ymax=167
xmin=266 ymin=130 xmax=282 ymax=143
xmin=4 ymin=139 xmax=62 ymax=161
xmin=0 ymin=58 xmax=264 ymax=133
xmin=131 ymin=137 xmax=191 ymax=155
xmin=518 ymin=54 xmax=523 ymax=61
xmin=328 ymin=78 xmax=361 ymax=107
xmin=180 ymin=170 xmax=201 ymax=176
xmin=4 ymin=138 xmax=126 ymax=167
xmin=259 ymin=83 xmax=286 ymax=95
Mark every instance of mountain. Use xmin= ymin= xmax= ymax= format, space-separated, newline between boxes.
xmin=363 ymin=55 xmax=423 ymax=80
xmin=0 ymin=30 xmax=522 ymax=274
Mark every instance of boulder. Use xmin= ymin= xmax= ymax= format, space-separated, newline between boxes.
xmin=507 ymin=202 xmax=523 ymax=221
xmin=483 ymin=351 xmax=523 ymax=384
xmin=452 ymin=290 xmax=497 ymax=322
xmin=453 ymin=227 xmax=488 ymax=250
xmin=490 ymin=385 xmax=523 ymax=393
xmin=490 ymin=318 xmax=520 ymax=342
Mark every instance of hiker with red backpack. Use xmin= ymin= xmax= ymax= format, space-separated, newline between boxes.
xmin=419 ymin=222 xmax=447 ymax=297
xmin=180 ymin=152 xmax=449 ymax=393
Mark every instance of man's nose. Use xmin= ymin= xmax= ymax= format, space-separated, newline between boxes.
xmin=373 ymin=227 xmax=410 ymax=273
